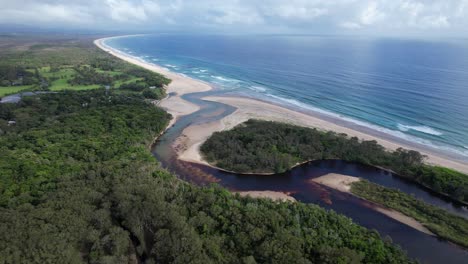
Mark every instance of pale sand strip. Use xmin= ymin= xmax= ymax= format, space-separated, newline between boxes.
xmin=312 ymin=173 xmax=434 ymax=236
xmin=94 ymin=37 xmax=468 ymax=175
xmin=236 ymin=191 xmax=296 ymax=202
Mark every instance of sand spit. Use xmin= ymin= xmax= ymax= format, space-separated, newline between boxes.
xmin=312 ymin=173 xmax=434 ymax=236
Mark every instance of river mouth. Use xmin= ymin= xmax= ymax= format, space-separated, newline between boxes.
xmin=151 ymin=89 xmax=468 ymax=263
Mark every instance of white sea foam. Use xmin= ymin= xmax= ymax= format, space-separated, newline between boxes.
xmin=199 ymin=69 xmax=208 ymax=73
xmin=397 ymin=124 xmax=443 ymax=136
xmin=164 ymin=64 xmax=178 ymax=69
xmin=211 ymin=75 xmax=239 ymax=83
xmin=250 ymin=85 xmax=267 ymax=92
xmin=260 ymin=93 xmax=468 ymax=158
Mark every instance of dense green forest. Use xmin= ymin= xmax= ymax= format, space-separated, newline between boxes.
xmin=200 ymin=119 xmax=468 ymax=203
xmin=0 ymin=35 xmax=170 ymax=97
xmin=0 ymin=90 xmax=413 ymax=263
xmin=351 ymin=180 xmax=468 ymax=248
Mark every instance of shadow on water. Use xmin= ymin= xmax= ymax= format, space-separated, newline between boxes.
xmin=151 ymin=91 xmax=468 ymax=264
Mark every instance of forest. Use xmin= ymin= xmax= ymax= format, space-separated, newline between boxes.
xmin=0 ymin=90 xmax=413 ymax=263
xmin=200 ymin=119 xmax=468 ymax=204
xmin=351 ymin=180 xmax=468 ymax=248
xmin=0 ymin=35 xmax=170 ymax=98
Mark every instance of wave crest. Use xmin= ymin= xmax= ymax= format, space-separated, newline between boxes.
xmin=397 ymin=124 xmax=443 ymax=136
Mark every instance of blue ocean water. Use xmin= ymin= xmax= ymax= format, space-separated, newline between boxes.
xmin=106 ymin=34 xmax=468 ymax=159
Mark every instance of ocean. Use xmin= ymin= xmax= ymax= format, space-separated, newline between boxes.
xmin=105 ymin=34 xmax=468 ymax=160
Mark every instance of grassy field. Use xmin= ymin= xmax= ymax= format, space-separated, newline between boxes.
xmin=1 ymin=67 xmax=109 ymax=95
xmin=0 ymin=85 xmax=34 ymax=96
xmin=0 ymin=35 xmax=170 ymax=99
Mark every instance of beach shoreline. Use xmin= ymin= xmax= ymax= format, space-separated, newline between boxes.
xmin=94 ymin=36 xmax=468 ymax=175
xmin=94 ymin=37 xmax=212 ymax=131
xmin=180 ymin=95 xmax=468 ymax=174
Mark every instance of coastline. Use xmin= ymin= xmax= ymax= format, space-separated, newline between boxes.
xmin=312 ymin=173 xmax=435 ymax=236
xmin=94 ymin=36 xmax=468 ymax=176
xmin=181 ymin=95 xmax=468 ymax=174
xmin=94 ymin=37 xmax=212 ymax=131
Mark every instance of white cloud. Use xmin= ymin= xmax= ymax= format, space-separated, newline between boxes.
xmin=0 ymin=2 xmax=92 ymax=25
xmin=268 ymin=5 xmax=328 ymax=21
xmin=0 ymin=0 xmax=466 ymax=35
xmin=106 ymin=0 xmax=149 ymax=22
xmin=360 ymin=2 xmax=386 ymax=25
xmin=419 ymin=15 xmax=450 ymax=28
xmin=340 ymin=22 xmax=362 ymax=29
xmin=210 ymin=9 xmax=264 ymax=25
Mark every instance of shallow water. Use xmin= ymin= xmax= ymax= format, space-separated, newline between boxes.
xmin=0 ymin=91 xmax=50 ymax=103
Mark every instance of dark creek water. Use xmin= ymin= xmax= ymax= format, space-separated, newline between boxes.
xmin=152 ymin=91 xmax=468 ymax=263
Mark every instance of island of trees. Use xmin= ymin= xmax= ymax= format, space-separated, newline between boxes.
xmin=200 ymin=119 xmax=468 ymax=204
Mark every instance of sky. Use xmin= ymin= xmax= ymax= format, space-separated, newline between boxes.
xmin=1 ymin=0 xmax=467 ymax=37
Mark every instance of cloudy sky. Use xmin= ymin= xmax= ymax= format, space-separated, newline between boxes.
xmin=1 ymin=0 xmax=467 ymax=36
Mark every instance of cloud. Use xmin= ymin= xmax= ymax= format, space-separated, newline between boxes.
xmin=360 ymin=2 xmax=386 ymax=25
xmin=340 ymin=22 xmax=362 ymax=30
xmin=0 ymin=0 xmax=466 ymax=35
xmin=0 ymin=1 xmax=93 ymax=25
xmin=336 ymin=0 xmax=465 ymax=34
xmin=267 ymin=5 xmax=328 ymax=22
xmin=106 ymin=0 xmax=149 ymax=22
xmin=418 ymin=15 xmax=450 ymax=28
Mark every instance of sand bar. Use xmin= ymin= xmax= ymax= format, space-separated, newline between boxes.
xmin=312 ymin=173 xmax=434 ymax=236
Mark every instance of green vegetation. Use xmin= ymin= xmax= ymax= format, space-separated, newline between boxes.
xmin=0 ymin=90 xmax=412 ymax=263
xmin=0 ymin=35 xmax=170 ymax=97
xmin=351 ymin=180 xmax=468 ymax=248
xmin=200 ymin=119 xmax=468 ymax=203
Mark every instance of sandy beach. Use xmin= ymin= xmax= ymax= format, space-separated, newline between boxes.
xmin=312 ymin=173 xmax=434 ymax=236
xmin=94 ymin=36 xmax=468 ymax=176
